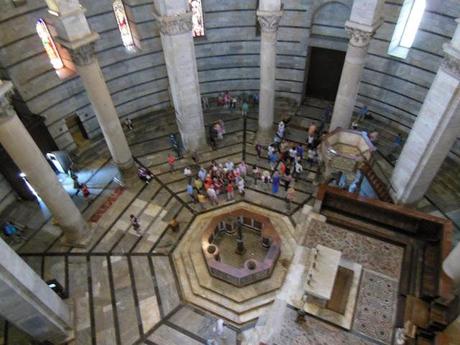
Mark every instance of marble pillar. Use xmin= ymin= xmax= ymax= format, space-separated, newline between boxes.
xmin=390 ymin=19 xmax=460 ymax=204
xmin=0 ymin=237 xmax=72 ymax=343
xmin=329 ymin=22 xmax=375 ymax=130
xmin=257 ymin=1 xmax=283 ymax=140
xmin=0 ymin=81 xmax=91 ymax=247
xmin=46 ymin=0 xmax=133 ymax=169
xmin=329 ymin=0 xmax=384 ymax=130
xmin=443 ymin=241 xmax=460 ymax=288
xmin=69 ymin=42 xmax=134 ymax=169
xmin=154 ymin=0 xmax=207 ymax=152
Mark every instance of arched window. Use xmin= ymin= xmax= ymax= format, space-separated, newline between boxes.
xmin=189 ymin=0 xmax=205 ymax=37
xmin=388 ymin=0 xmax=426 ymax=59
xmin=113 ymin=0 xmax=139 ymax=51
xmin=36 ymin=18 xmax=64 ymax=70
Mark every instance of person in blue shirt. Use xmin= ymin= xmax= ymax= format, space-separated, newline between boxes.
xmin=357 ymin=105 xmax=368 ymax=122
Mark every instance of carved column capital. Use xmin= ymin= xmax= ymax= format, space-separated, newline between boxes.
xmin=157 ymin=12 xmax=193 ymax=36
xmin=345 ymin=25 xmax=374 ymax=48
xmin=0 ymin=81 xmax=16 ymax=119
xmin=257 ymin=10 xmax=283 ymax=33
xmin=69 ymin=42 xmax=96 ymax=66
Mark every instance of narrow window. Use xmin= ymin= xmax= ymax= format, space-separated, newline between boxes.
xmin=189 ymin=0 xmax=205 ymax=37
xmin=388 ymin=0 xmax=426 ymax=59
xmin=113 ymin=0 xmax=140 ymax=51
xmin=36 ymin=18 xmax=64 ymax=70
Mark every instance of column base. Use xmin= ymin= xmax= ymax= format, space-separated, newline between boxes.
xmin=60 ymin=223 xmax=95 ymax=248
xmin=115 ymin=156 xmax=135 ymax=170
xmin=255 ymin=128 xmax=274 ymax=146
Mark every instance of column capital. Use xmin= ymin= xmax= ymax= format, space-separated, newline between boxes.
xmin=257 ymin=9 xmax=283 ymax=33
xmin=345 ymin=21 xmax=377 ymax=48
xmin=0 ymin=81 xmax=16 ymax=119
xmin=69 ymin=41 xmax=96 ymax=66
xmin=155 ymin=11 xmax=193 ymax=36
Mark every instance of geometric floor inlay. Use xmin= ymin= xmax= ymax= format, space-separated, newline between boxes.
xmin=353 ymin=269 xmax=399 ymax=344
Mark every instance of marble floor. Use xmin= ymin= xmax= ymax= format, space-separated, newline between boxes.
xmin=0 ymin=98 xmax=458 ymax=345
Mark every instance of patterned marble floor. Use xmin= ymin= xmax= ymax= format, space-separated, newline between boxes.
xmin=0 ymin=99 xmax=458 ymax=345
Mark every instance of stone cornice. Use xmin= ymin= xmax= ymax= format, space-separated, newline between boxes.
xmin=442 ymin=43 xmax=460 ymax=79
xmin=0 ymin=81 xmax=16 ymax=119
xmin=256 ymin=9 xmax=283 ymax=33
xmin=69 ymin=42 xmax=96 ymax=66
xmin=156 ymin=12 xmax=193 ymax=36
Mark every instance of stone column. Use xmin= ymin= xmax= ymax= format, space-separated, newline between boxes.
xmin=0 ymin=238 xmax=72 ymax=343
xmin=329 ymin=22 xmax=375 ymax=130
xmin=256 ymin=0 xmax=283 ymax=141
xmin=0 ymin=81 xmax=90 ymax=247
xmin=443 ymin=242 xmax=460 ymax=288
xmin=390 ymin=19 xmax=460 ymax=204
xmin=154 ymin=0 xmax=207 ymax=152
xmin=46 ymin=0 xmax=133 ymax=170
xmin=329 ymin=0 xmax=384 ymax=130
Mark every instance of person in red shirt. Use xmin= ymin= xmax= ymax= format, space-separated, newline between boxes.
xmin=81 ymin=184 xmax=90 ymax=198
xmin=167 ymin=153 xmax=176 ymax=172
xmin=226 ymin=182 xmax=234 ymax=201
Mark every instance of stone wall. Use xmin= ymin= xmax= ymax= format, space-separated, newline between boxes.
xmin=0 ymin=0 xmax=171 ymax=151
xmin=0 ymin=172 xmax=15 ymax=214
xmin=0 ymin=0 xmax=458 ymax=160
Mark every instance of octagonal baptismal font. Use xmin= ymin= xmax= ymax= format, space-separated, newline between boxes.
xmin=173 ymin=202 xmax=297 ymax=324
xmin=202 ymin=210 xmax=281 ymax=287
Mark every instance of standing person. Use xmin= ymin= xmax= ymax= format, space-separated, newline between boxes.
xmin=255 ymin=143 xmax=263 ymax=160
xmin=289 ymin=146 xmax=297 ymax=164
xmin=201 ymin=95 xmax=209 ymax=110
xmin=81 ymin=184 xmax=90 ymax=198
xmin=237 ymin=177 xmax=245 ymax=196
xmin=169 ymin=134 xmax=182 ymax=158
xmin=226 ymin=182 xmax=234 ymax=201
xmin=272 ymin=171 xmax=280 ymax=193
xmin=357 ymin=104 xmax=369 ymax=122
xmin=307 ymin=148 xmax=316 ymax=166
xmin=323 ymin=104 xmax=333 ymax=123
xmin=262 ymin=170 xmax=271 ymax=191
xmin=238 ymin=161 xmax=247 ymax=178
xmin=231 ymin=96 xmax=238 ymax=111
xmin=294 ymin=157 xmax=303 ymax=181
xmin=241 ymin=101 xmax=249 ymax=117
xmin=191 ymin=151 xmax=200 ymax=166
xmin=284 ymin=170 xmax=292 ymax=192
xmin=252 ymin=165 xmax=261 ymax=186
xmin=124 ymin=117 xmax=134 ymax=131
xmin=167 ymin=153 xmax=176 ymax=172
xmin=183 ymin=166 xmax=192 ymax=178
xmin=279 ymin=160 xmax=286 ymax=176
xmin=197 ymin=193 xmax=207 ymax=210
xmin=368 ymin=130 xmax=379 ymax=144
xmin=209 ymin=124 xmax=218 ymax=150
xmin=71 ymin=173 xmax=81 ymax=190
xmin=268 ymin=150 xmax=278 ymax=171
xmin=296 ymin=144 xmax=304 ymax=161
xmin=207 ymin=186 xmax=219 ymax=206
xmin=186 ymin=182 xmax=196 ymax=203
xmin=286 ymin=185 xmax=296 ymax=210
xmin=130 ymin=214 xmax=141 ymax=235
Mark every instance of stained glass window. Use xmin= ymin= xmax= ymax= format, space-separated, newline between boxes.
xmin=189 ymin=0 xmax=205 ymax=37
xmin=36 ymin=18 xmax=64 ymax=70
xmin=113 ymin=0 xmax=137 ymax=51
